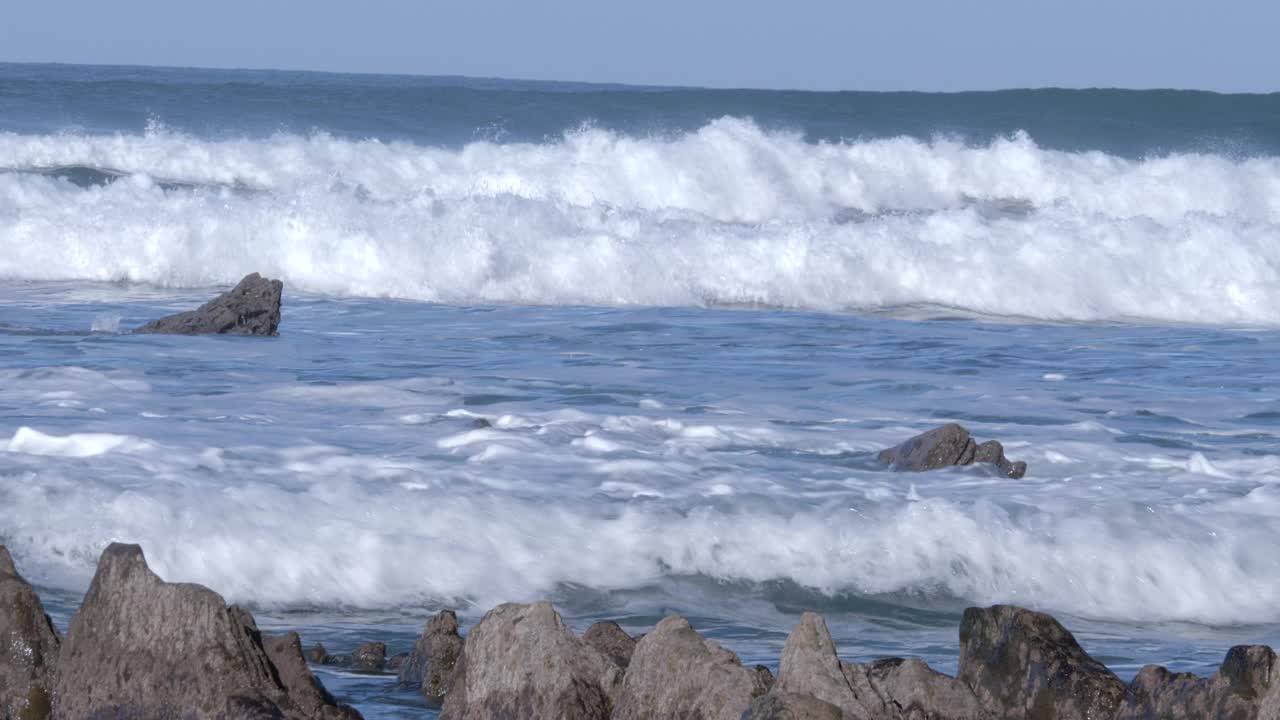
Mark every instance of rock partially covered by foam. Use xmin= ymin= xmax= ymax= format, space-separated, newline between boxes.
xmin=958 ymin=604 xmax=1125 ymax=720
xmin=397 ymin=610 xmax=464 ymax=705
xmin=1118 ymin=644 xmax=1280 ymax=719
xmin=0 ymin=546 xmax=61 ymax=720
xmin=134 ymin=272 xmax=283 ymax=336
xmin=440 ymin=601 xmax=618 ymax=720
xmin=53 ymin=543 xmax=360 ymax=720
xmin=879 ymin=423 xmax=1026 ymax=478
xmin=767 ymin=611 xmax=986 ymax=719
xmin=613 ymin=614 xmax=772 ymax=720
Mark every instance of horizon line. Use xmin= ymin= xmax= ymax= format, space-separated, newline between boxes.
xmin=2 ymin=59 xmax=1277 ymax=97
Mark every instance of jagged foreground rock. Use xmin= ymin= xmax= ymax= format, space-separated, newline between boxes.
xmin=0 ymin=546 xmax=61 ymax=720
xmin=134 ymin=272 xmax=283 ymax=335
xmin=879 ymin=423 xmax=1027 ymax=478
xmin=51 ymin=543 xmax=360 ymax=720
xmin=440 ymin=602 xmax=622 ymax=719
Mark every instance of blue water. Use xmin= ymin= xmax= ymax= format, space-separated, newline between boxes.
xmin=2 ymin=63 xmax=1279 ymax=717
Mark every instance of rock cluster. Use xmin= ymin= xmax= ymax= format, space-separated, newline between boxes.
xmin=0 ymin=543 xmax=360 ymax=720
xmin=4 ymin=542 xmax=1279 ymax=719
xmin=879 ymin=423 xmax=1027 ymax=478
xmin=134 ymin=272 xmax=284 ymax=336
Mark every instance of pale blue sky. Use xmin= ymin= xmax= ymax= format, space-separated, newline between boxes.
xmin=1 ymin=0 xmax=1274 ymax=91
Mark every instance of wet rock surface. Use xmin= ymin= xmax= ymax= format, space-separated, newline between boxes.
xmin=134 ymin=272 xmax=284 ymax=336
xmin=0 ymin=546 xmax=61 ymax=720
xmin=583 ymin=620 xmax=638 ymax=669
xmin=958 ymin=604 xmax=1126 ymax=720
xmin=51 ymin=543 xmax=360 ymax=720
xmin=879 ymin=423 xmax=1027 ymax=478
xmin=398 ymin=609 xmax=465 ymax=704
xmin=350 ymin=641 xmax=387 ymax=672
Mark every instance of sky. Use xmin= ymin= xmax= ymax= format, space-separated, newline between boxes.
xmin=1 ymin=0 xmax=1275 ymax=92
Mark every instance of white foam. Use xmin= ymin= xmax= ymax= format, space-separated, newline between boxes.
xmin=0 ymin=121 xmax=1277 ymax=323
xmin=4 ymin=426 xmax=149 ymax=457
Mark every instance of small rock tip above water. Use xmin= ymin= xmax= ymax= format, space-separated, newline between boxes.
xmin=134 ymin=272 xmax=283 ymax=336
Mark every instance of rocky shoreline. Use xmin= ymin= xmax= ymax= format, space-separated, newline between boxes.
xmin=3 ymin=543 xmax=1278 ymax=719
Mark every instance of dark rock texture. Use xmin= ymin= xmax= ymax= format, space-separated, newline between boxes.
xmin=0 ymin=546 xmax=61 ymax=720
xmin=308 ymin=642 xmax=331 ymax=665
xmin=263 ymin=632 xmax=362 ymax=720
xmin=350 ymin=641 xmax=387 ymax=672
xmin=398 ymin=610 xmax=465 ymax=704
xmin=52 ymin=543 xmax=360 ymax=720
xmin=440 ymin=601 xmax=618 ymax=720
xmin=879 ymin=424 xmax=1026 ymax=478
xmin=958 ymin=604 xmax=1126 ymax=720
xmin=770 ymin=612 xmax=985 ymax=719
xmin=614 ymin=614 xmax=771 ymax=720
xmin=584 ymin=620 xmax=638 ymax=669
xmin=741 ymin=690 xmax=845 ymax=720
xmin=134 ymin=272 xmax=283 ymax=336
xmin=1118 ymin=644 xmax=1280 ymax=719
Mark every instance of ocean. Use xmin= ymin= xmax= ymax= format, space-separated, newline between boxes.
xmin=1 ymin=62 xmax=1278 ymax=717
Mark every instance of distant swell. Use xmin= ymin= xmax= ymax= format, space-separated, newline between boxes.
xmin=1 ymin=119 xmax=1278 ymax=324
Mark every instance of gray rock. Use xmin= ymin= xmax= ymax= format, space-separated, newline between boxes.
xmin=584 ymin=620 xmax=638 ymax=669
xmin=134 ymin=272 xmax=283 ymax=336
xmin=878 ymin=424 xmax=1026 ymax=478
xmin=614 ymin=614 xmax=771 ymax=720
xmin=350 ymin=641 xmax=386 ymax=672
xmin=741 ymin=691 xmax=845 ymax=720
xmin=0 ymin=545 xmax=61 ymax=720
xmin=263 ymin=632 xmax=361 ymax=720
xmin=771 ymin=612 xmax=984 ymax=720
xmin=957 ymin=604 xmax=1125 ymax=720
xmin=1118 ymin=644 xmax=1280 ymax=719
xmin=440 ymin=601 xmax=618 ymax=720
xmin=52 ymin=542 xmax=360 ymax=720
xmin=387 ymin=652 xmax=409 ymax=671
xmin=398 ymin=609 xmax=464 ymax=705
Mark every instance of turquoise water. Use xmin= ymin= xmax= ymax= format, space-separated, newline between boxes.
xmin=2 ymin=63 xmax=1279 ymax=717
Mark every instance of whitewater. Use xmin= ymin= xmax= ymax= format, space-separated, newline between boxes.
xmin=1 ymin=120 xmax=1278 ymax=323
xmin=2 ymin=63 xmax=1279 ymax=717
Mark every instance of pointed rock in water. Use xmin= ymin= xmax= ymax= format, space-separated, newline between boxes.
xmin=308 ymin=641 xmax=331 ymax=664
xmin=958 ymin=604 xmax=1125 ymax=720
xmin=350 ymin=641 xmax=387 ymax=672
xmin=770 ymin=611 xmax=985 ymax=719
xmin=584 ymin=620 xmax=638 ymax=669
xmin=134 ymin=272 xmax=283 ymax=336
xmin=613 ymin=614 xmax=771 ymax=720
xmin=263 ymin=632 xmax=363 ymax=720
xmin=397 ymin=609 xmax=464 ymax=705
xmin=52 ymin=543 xmax=361 ymax=720
xmin=1118 ymin=644 xmax=1280 ymax=719
xmin=0 ymin=545 xmax=61 ymax=720
xmin=440 ymin=601 xmax=618 ymax=720
xmin=878 ymin=423 xmax=1027 ymax=478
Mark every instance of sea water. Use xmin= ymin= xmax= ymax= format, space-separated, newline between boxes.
xmin=1 ymin=63 xmax=1279 ymax=717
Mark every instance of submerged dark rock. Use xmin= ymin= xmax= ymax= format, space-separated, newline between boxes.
xmin=397 ymin=609 xmax=464 ymax=705
xmin=879 ymin=423 xmax=1026 ymax=478
xmin=614 ymin=614 xmax=771 ymax=720
xmin=52 ymin=543 xmax=360 ymax=720
xmin=958 ymin=604 xmax=1126 ymax=720
xmin=134 ymin=272 xmax=283 ymax=336
xmin=0 ymin=546 xmax=61 ymax=720
xmin=350 ymin=641 xmax=387 ymax=672
xmin=308 ymin=641 xmax=331 ymax=665
xmin=440 ymin=601 xmax=618 ymax=720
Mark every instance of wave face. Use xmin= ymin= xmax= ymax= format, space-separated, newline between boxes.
xmin=1 ymin=119 xmax=1278 ymax=324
